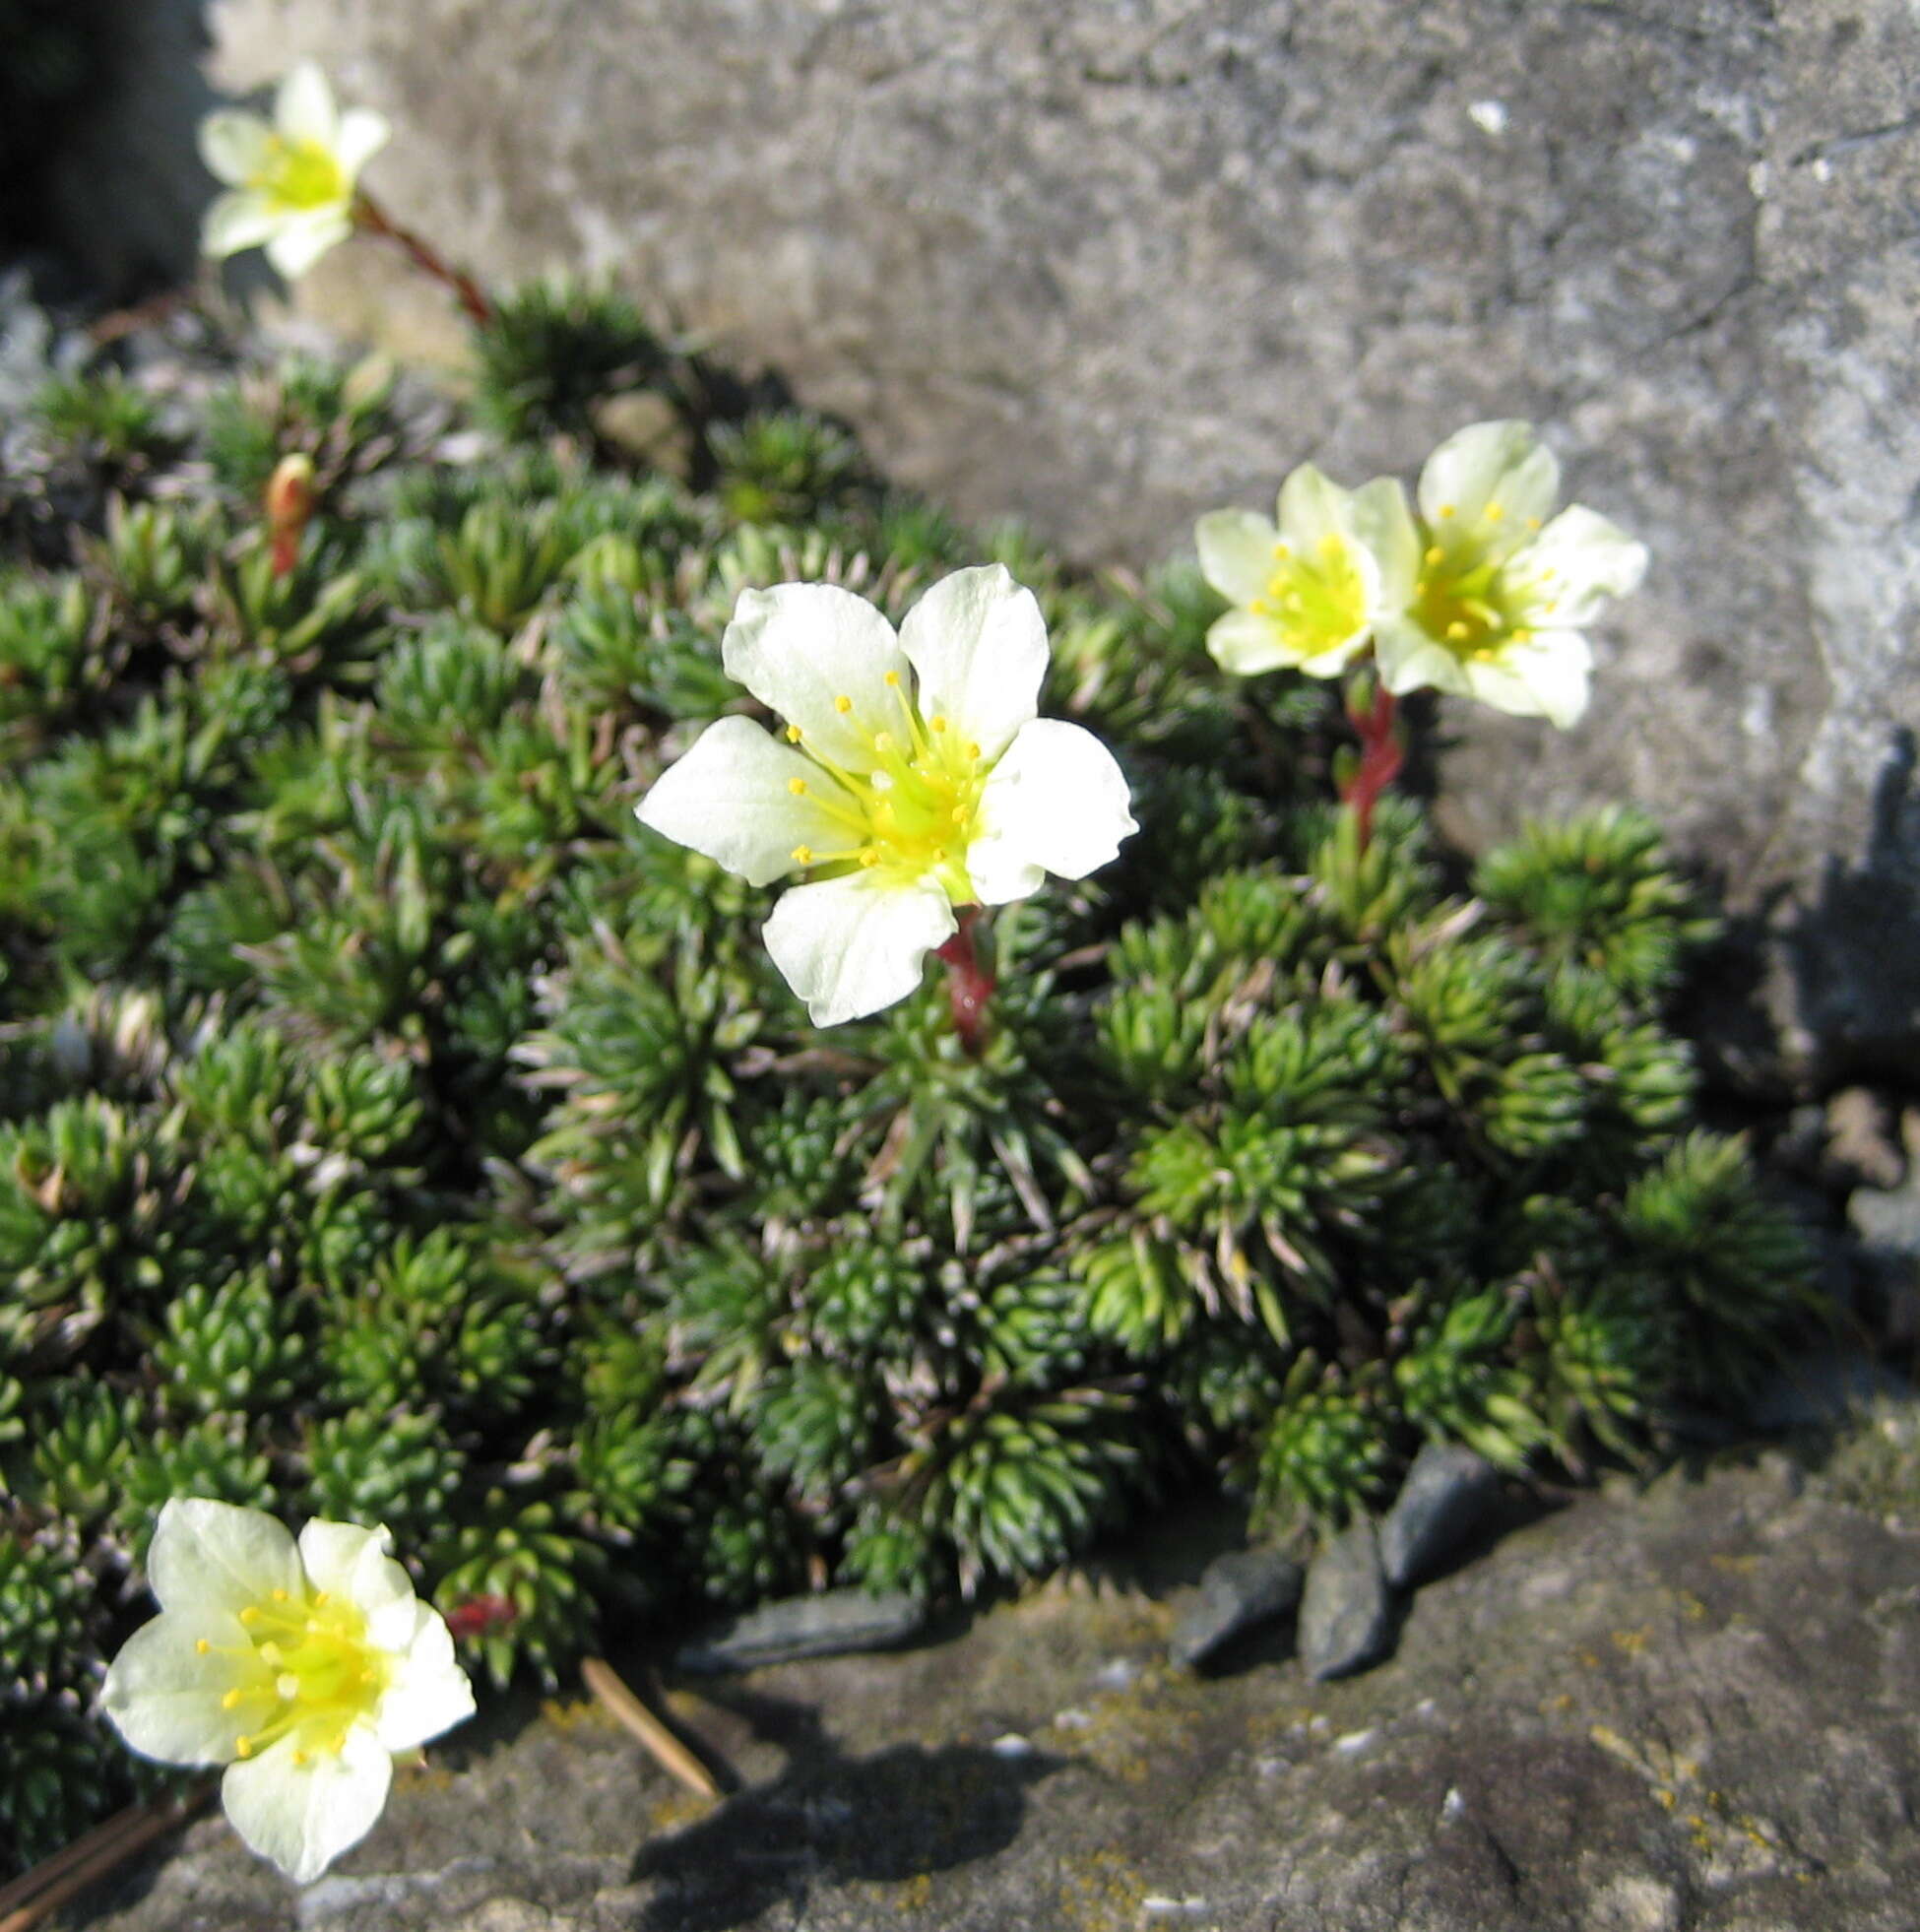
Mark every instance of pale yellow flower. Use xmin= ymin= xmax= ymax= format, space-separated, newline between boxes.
xmin=198 ymin=64 xmax=389 ymax=281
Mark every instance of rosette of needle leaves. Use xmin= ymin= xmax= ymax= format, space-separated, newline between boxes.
xmin=707 ymin=409 xmax=869 ymax=526
xmin=33 ymin=368 xmax=176 ymax=491
xmin=0 ymin=570 xmax=117 ymax=757
xmin=202 ymin=353 xmax=403 ymax=502
xmin=472 ymin=279 xmax=673 ymax=448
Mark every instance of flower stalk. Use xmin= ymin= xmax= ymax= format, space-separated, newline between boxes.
xmin=1337 ymin=671 xmax=1406 ymax=855
xmin=350 ymin=191 xmax=494 ymax=328
xmin=933 ymin=905 xmax=995 ymax=1054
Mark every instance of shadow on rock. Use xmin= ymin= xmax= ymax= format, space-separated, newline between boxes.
xmin=625 ymin=1685 xmax=1057 ymax=1932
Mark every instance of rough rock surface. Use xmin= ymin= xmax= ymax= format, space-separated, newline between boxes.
xmin=1298 ymin=1521 xmax=1395 ymax=1682
xmin=674 ymin=1588 xmax=927 ymax=1673
xmin=1168 ymin=1547 xmax=1304 ymax=1667
xmin=75 ymin=1445 xmax=1920 ymax=1932
xmin=1379 ymin=1442 xmax=1502 ymax=1590
xmin=52 ymin=0 xmax=1920 ymax=1076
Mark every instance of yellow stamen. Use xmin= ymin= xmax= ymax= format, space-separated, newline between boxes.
xmin=833 ymin=694 xmax=853 ymax=714
xmin=292 ymin=1750 xmax=308 ymax=1767
xmin=1526 ymin=515 xmax=1542 ymax=530
xmin=785 ymin=724 xmax=802 ymax=743
xmin=859 ymin=848 xmax=879 ymax=867
xmin=235 ymin=1736 xmax=253 ymax=1758
xmin=196 ymin=1639 xmax=211 ymax=1654
xmin=223 ymin=1688 xmax=244 ymax=1709
xmin=1446 ymin=620 xmax=1470 ymax=641
xmin=792 ymin=845 xmax=813 ymax=866
xmin=1438 ymin=504 xmax=1456 ymax=519
xmin=271 ymin=1588 xmax=288 ymax=1602
xmin=930 ymin=715 xmax=947 ymax=733
xmin=1273 ymin=542 xmax=1291 ymax=558
xmin=313 ymin=1592 xmax=330 ymax=1607
xmin=788 ymin=777 xmax=807 ymax=796
xmin=1484 ymin=501 xmax=1504 ymax=523
xmin=966 ymin=742 xmax=981 ymax=760
xmin=883 ymin=670 xmax=901 ymax=687
xmin=239 ymin=1607 xmax=260 ymax=1625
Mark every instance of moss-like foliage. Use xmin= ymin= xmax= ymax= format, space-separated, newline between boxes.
xmin=0 ymin=289 xmax=1815 ymax=1873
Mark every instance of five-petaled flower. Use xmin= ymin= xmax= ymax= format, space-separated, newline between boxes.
xmin=198 ymin=63 xmax=389 ymax=281
xmin=1195 ymin=462 xmax=1413 ymax=680
xmin=1369 ymin=419 xmax=1648 ymax=729
xmin=636 ymin=564 xmax=1137 ymax=1026
xmin=101 ymin=1498 xmax=474 ymax=1885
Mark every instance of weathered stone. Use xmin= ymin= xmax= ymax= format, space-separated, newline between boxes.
xmin=45 ymin=0 xmax=1920 ymax=1078
xmin=73 ymin=1447 xmax=1920 ymax=1932
xmin=1825 ymin=1087 xmax=1906 ymax=1191
xmin=672 ymin=1586 xmax=926 ymax=1673
xmin=1379 ymin=1442 xmax=1502 ymax=1589
xmin=1168 ymin=1546 xmax=1303 ymax=1667
xmin=1298 ymin=1522 xmax=1393 ymax=1683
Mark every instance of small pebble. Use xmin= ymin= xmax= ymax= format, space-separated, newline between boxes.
xmin=1380 ymin=1442 xmax=1502 ymax=1588
xmin=1169 ymin=1547 xmax=1305 ymax=1666
xmin=673 ymin=1587 xmax=926 ymax=1672
xmin=1299 ymin=1524 xmax=1393 ymax=1681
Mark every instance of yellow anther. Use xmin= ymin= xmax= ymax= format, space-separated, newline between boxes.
xmin=1273 ymin=542 xmax=1291 ymax=558
xmin=196 ymin=1639 xmax=211 ymax=1654
xmin=883 ymin=670 xmax=902 ymax=687
xmin=235 ymin=1735 xmax=253 ymax=1759
xmin=785 ymin=724 xmax=802 ymax=743
xmin=239 ymin=1607 xmax=260 ymax=1625
xmin=787 ymin=777 xmax=807 ymax=796
xmin=1446 ymin=620 xmax=1470 ymax=641
xmin=313 ymin=1591 xmax=329 ymax=1607
xmin=334 ymin=1733 xmax=349 ymax=1755
xmin=1317 ymin=533 xmax=1342 ymax=558
xmin=223 ymin=1688 xmax=244 ymax=1709
xmin=791 ymin=845 xmax=813 ymax=866
xmin=930 ymin=715 xmax=947 ymax=733
xmin=292 ymin=1750 xmax=308 ymax=1767
xmin=965 ymin=742 xmax=981 ymax=761
xmin=859 ymin=848 xmax=880 ymax=867
xmin=873 ymin=731 xmax=895 ymax=751
xmin=833 ymin=694 xmax=853 ymax=714
xmin=1483 ymin=501 xmax=1504 ymax=522
xmin=1544 ymin=599 xmax=1560 ymax=614
xmin=1511 ymin=626 xmax=1532 ymax=642
xmin=272 ymin=1588 xmax=289 ymax=1602
xmin=1424 ymin=546 xmax=1444 ymax=567
xmin=1525 ymin=515 xmax=1542 ymax=530
xmin=1438 ymin=503 xmax=1456 ymax=518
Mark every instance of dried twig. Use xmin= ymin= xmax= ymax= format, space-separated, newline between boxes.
xmin=0 ymin=1784 xmax=213 ymax=1932
xmin=580 ymin=1656 xmax=723 ymax=1798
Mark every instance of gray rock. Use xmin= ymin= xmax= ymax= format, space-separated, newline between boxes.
xmin=1298 ymin=1523 xmax=1393 ymax=1683
xmin=1169 ymin=1547 xmax=1304 ymax=1667
xmin=75 ymin=1449 xmax=1920 ymax=1932
xmin=42 ymin=0 xmax=1895 ymax=1081
xmin=1380 ymin=1443 xmax=1502 ymax=1590
xmin=672 ymin=1586 xmax=926 ymax=1673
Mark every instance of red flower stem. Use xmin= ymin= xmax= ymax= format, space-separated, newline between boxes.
xmin=352 ymin=193 xmax=494 ymax=328
xmin=932 ymin=906 xmax=994 ymax=1055
xmin=1340 ymin=680 xmax=1405 ymax=855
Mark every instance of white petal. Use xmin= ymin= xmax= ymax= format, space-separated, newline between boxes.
xmin=763 ymin=871 xmax=956 ymax=1026
xmin=897 ymin=564 xmax=1046 ymax=764
xmin=1274 ymin=463 xmax=1353 ymax=550
xmin=1468 ymin=630 xmax=1593 ymax=728
xmin=296 ymin=1519 xmax=418 ymax=1648
xmin=1373 ymin=618 xmax=1474 ymax=701
xmin=1510 ymin=506 xmax=1648 ymax=625
xmin=1418 ymin=420 xmax=1559 ymax=561
xmin=721 ymin=583 xmax=908 ymax=771
xmin=1194 ymin=507 xmax=1278 ymax=609
xmin=636 ymin=715 xmax=855 ymax=886
xmin=1347 ymin=476 xmax=1422 ymax=608
xmin=101 ymin=1607 xmax=271 ymax=1766
xmin=333 ymin=106 xmax=390 ymax=179
xmin=265 ymin=214 xmax=352 ymax=281
xmin=221 ymin=1725 xmax=392 ymax=1885
xmin=149 ymin=1499 xmax=301 ymax=1617
xmin=197 ymin=111 xmax=274 ymax=186
xmin=372 ymin=1603 xmax=475 ymax=1752
xmin=275 ymin=63 xmax=339 ymax=149
xmin=967 ymin=719 xmax=1136 ymax=904
xmin=1205 ymin=607 xmax=1299 ymax=676
xmin=201 ymin=191 xmax=282 ymax=260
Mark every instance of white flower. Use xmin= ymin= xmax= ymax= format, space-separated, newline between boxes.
xmin=100 ymin=1499 xmax=474 ymax=1885
xmin=198 ymin=64 xmax=389 ymax=281
xmin=1195 ymin=463 xmax=1416 ymax=678
xmin=1371 ymin=420 xmax=1648 ymax=729
xmin=636 ymin=565 xmax=1138 ymax=1026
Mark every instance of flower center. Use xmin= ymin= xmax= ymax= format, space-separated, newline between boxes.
xmin=253 ymin=137 xmax=350 ymax=212
xmin=1248 ymin=532 xmax=1368 ymax=658
xmin=210 ymin=1587 xmax=390 ymax=1763
xmin=784 ymin=672 xmax=990 ymax=899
